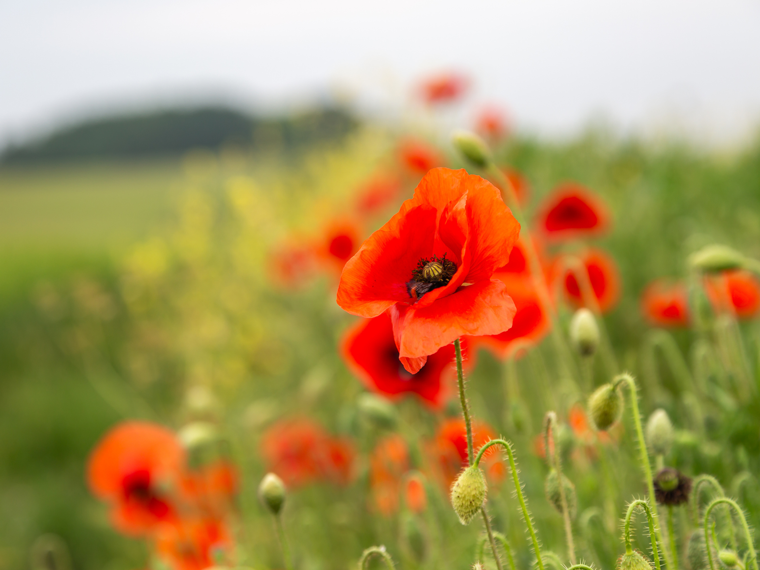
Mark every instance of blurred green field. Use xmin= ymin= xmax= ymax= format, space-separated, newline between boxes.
xmin=2 ymin=129 xmax=760 ymax=570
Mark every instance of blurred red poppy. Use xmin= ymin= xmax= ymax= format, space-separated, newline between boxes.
xmin=268 ymin=239 xmax=317 ymax=288
xmin=369 ymin=435 xmax=409 ymax=515
xmin=475 ymin=106 xmax=509 ymax=140
xmin=341 ymin=311 xmax=473 ymax=409
xmin=405 ymin=478 xmax=427 ymax=513
xmin=87 ymin=422 xmax=184 ymax=535
xmin=398 ymin=140 xmax=445 ymax=176
xmin=536 ymin=184 xmax=610 ymax=241
xmin=434 ymin=418 xmax=505 ymax=486
xmin=182 ymin=460 xmax=237 ymax=514
xmin=354 ymin=175 xmax=402 ymax=217
xmin=705 ymin=270 xmax=760 ymax=319
xmin=260 ymin=418 xmax=354 ymax=487
xmin=418 ymin=72 xmax=468 ymax=104
xmin=552 ymin=248 xmax=620 ymax=313
xmin=641 ymin=280 xmax=691 ymax=327
xmin=155 ymin=517 xmax=231 ymax=570
xmin=317 ymin=220 xmax=363 ymax=274
xmin=337 ymin=168 xmax=520 ymax=374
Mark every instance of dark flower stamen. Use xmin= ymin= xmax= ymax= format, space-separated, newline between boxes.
xmin=406 ymin=254 xmax=457 ymax=300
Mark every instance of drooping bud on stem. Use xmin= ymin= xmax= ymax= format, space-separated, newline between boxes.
xmin=451 ymin=130 xmax=492 ymax=169
xmin=689 ymin=245 xmax=746 ymax=273
xmin=646 ymin=409 xmax=674 ymax=457
xmin=718 ymin=551 xmax=739 ymax=568
xmin=258 ymin=472 xmax=286 ymax=515
xmin=450 ymin=466 xmax=487 ymax=525
xmin=544 ymin=468 xmax=578 ymax=519
xmin=588 ymin=382 xmax=623 ymax=431
xmin=570 ymin=308 xmax=600 ymax=357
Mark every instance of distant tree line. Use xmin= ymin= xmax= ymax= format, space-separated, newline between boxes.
xmin=0 ymin=106 xmax=359 ymax=164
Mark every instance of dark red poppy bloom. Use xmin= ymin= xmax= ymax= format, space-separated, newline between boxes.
xmin=337 ymin=168 xmax=520 ymax=374
xmin=354 ymin=175 xmax=402 ymax=217
xmin=474 ymin=278 xmax=551 ymax=359
xmin=317 ymin=220 xmax=363 ymax=274
xmin=536 ymin=184 xmax=610 ymax=241
xmin=705 ymin=270 xmax=760 ymax=319
xmin=418 ymin=72 xmax=469 ymax=104
xmin=641 ymin=280 xmax=691 ymax=327
xmin=155 ymin=517 xmax=231 ymax=570
xmin=341 ymin=311 xmax=474 ymax=409
xmin=87 ymin=422 xmax=184 ymax=535
xmin=552 ymin=248 xmax=620 ymax=313
xmin=475 ymin=106 xmax=509 ymax=140
xmin=398 ymin=140 xmax=445 ymax=176
xmin=434 ymin=418 xmax=505 ymax=487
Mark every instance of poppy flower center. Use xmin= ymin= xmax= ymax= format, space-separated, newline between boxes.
xmin=406 ymin=254 xmax=457 ymax=300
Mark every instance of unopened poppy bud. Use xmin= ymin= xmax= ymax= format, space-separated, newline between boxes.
xmin=544 ymin=468 xmax=577 ymax=519
xmin=588 ymin=383 xmax=623 ymax=431
xmin=473 ymin=564 xmax=485 ymax=570
xmin=451 ymin=130 xmax=492 ymax=168
xmin=258 ymin=472 xmax=286 ymax=515
xmin=646 ymin=409 xmax=674 ymax=456
xmin=618 ymin=551 xmax=654 ymax=570
xmin=719 ymin=550 xmax=739 ymax=568
xmin=450 ymin=466 xmax=487 ymax=525
xmin=689 ymin=245 xmax=746 ymax=273
xmin=357 ymin=393 xmax=398 ymax=430
xmin=687 ymin=531 xmax=708 ymax=570
xmin=570 ymin=308 xmax=600 ymax=357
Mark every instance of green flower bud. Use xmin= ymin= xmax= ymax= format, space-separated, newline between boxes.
xmin=258 ymin=472 xmax=286 ymax=515
xmin=588 ymin=383 xmax=623 ymax=431
xmin=689 ymin=245 xmax=746 ymax=273
xmin=357 ymin=393 xmax=398 ymax=430
xmin=618 ymin=551 xmax=654 ymax=570
xmin=451 ymin=130 xmax=492 ymax=168
xmin=646 ymin=409 xmax=674 ymax=456
xmin=450 ymin=466 xmax=487 ymax=525
xmin=544 ymin=468 xmax=577 ymax=519
xmin=719 ymin=550 xmax=739 ymax=568
xmin=570 ymin=308 xmax=600 ymax=357
xmin=686 ymin=531 xmax=708 ymax=570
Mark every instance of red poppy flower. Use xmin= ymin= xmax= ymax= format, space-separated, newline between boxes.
xmin=434 ymin=418 xmax=504 ymax=487
xmin=536 ymin=184 xmax=610 ymax=241
xmin=317 ymin=220 xmax=363 ymax=274
xmin=354 ymin=175 xmax=402 ymax=217
xmin=341 ymin=311 xmax=474 ymax=409
xmin=268 ymin=239 xmax=317 ymax=288
xmin=552 ymin=248 xmax=620 ymax=313
xmin=261 ymin=418 xmax=354 ymax=487
xmin=337 ymin=168 xmax=520 ymax=374
xmin=405 ymin=478 xmax=427 ymax=513
xmin=418 ymin=72 xmax=468 ymax=104
xmin=398 ymin=140 xmax=445 ymax=176
xmin=474 ymin=278 xmax=551 ymax=359
xmin=705 ymin=270 xmax=760 ymax=319
xmin=87 ymin=422 xmax=184 ymax=535
xmin=182 ymin=460 xmax=238 ymax=513
xmin=155 ymin=517 xmax=231 ymax=570
xmin=369 ymin=435 xmax=409 ymax=515
xmin=475 ymin=106 xmax=509 ymax=140
xmin=641 ymin=280 xmax=691 ymax=327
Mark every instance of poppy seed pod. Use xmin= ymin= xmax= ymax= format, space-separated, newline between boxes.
xmin=686 ymin=531 xmax=708 ymax=570
xmin=653 ymin=467 xmax=692 ymax=506
xmin=689 ymin=245 xmax=746 ymax=273
xmin=451 ymin=130 xmax=492 ymax=168
xmin=719 ymin=551 xmax=739 ymax=568
xmin=450 ymin=466 xmax=487 ymax=525
xmin=618 ymin=551 xmax=654 ymax=570
xmin=588 ymin=383 xmax=623 ymax=431
xmin=544 ymin=468 xmax=577 ymax=519
xmin=258 ymin=472 xmax=286 ymax=515
xmin=646 ymin=409 xmax=674 ymax=457
xmin=357 ymin=393 xmax=398 ymax=430
xmin=570 ymin=308 xmax=600 ymax=356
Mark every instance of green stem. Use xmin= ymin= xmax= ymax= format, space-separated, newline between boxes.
xmin=542 ymin=551 xmax=564 ymax=570
xmin=358 ymin=546 xmax=395 ymax=570
xmin=623 ymin=499 xmax=662 ymax=570
xmin=274 ymin=514 xmax=293 ymax=570
xmin=667 ymin=506 xmax=679 ymax=570
xmin=475 ymin=439 xmax=545 ymax=570
xmin=691 ymin=475 xmax=737 ymax=550
xmin=478 ymin=532 xmax=517 ymax=570
xmin=544 ymin=412 xmax=576 ymax=564
xmin=454 ymin=338 xmax=474 ymax=464
xmin=480 ymin=508 xmax=505 ymax=570
xmin=615 ymin=374 xmax=671 ymax=570
xmin=704 ymin=498 xmax=757 ymax=570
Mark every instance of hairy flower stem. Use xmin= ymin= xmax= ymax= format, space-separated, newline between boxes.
xmin=624 ymin=499 xmax=662 ymax=570
xmin=475 ymin=439 xmax=545 ymax=570
xmin=691 ymin=475 xmax=737 ymax=551
xmin=544 ymin=412 xmax=576 ymax=564
xmin=358 ymin=546 xmax=395 ymax=570
xmin=478 ymin=532 xmax=517 ymax=570
xmin=454 ymin=338 xmax=474 ymax=464
xmin=614 ymin=373 xmax=672 ymax=570
xmin=274 ymin=514 xmax=293 ymax=570
xmin=667 ymin=506 xmax=679 ymax=570
xmin=705 ymin=498 xmax=758 ymax=570
xmin=481 ymin=508 xmax=505 ymax=570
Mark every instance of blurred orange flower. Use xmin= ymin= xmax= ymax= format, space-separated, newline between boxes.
xmin=354 ymin=175 xmax=402 ymax=217
xmin=154 ymin=517 xmax=231 ymax=570
xmin=398 ymin=140 xmax=445 ymax=176
xmin=434 ymin=418 xmax=505 ymax=487
xmin=317 ymin=219 xmax=363 ymax=274
xmin=268 ymin=239 xmax=317 ymax=288
xmin=369 ymin=434 xmax=410 ymax=515
xmin=705 ymin=270 xmax=760 ymax=319
xmin=87 ymin=421 xmax=184 ymax=535
xmin=418 ymin=72 xmax=469 ymax=104
xmin=475 ymin=106 xmax=509 ymax=140
xmin=536 ymin=184 xmax=610 ymax=241
xmin=641 ymin=280 xmax=691 ymax=327
xmin=337 ymin=168 xmax=520 ymax=374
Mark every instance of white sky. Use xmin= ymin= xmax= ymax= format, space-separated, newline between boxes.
xmin=2 ymin=0 xmax=760 ymax=147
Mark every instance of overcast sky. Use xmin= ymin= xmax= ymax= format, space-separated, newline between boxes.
xmin=2 ymin=0 xmax=760 ymax=147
